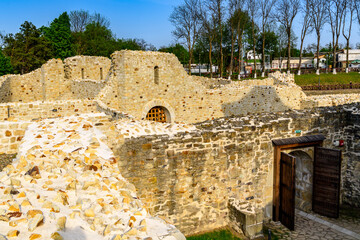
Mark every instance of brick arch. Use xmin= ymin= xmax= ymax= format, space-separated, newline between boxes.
xmin=142 ymin=100 xmax=175 ymax=123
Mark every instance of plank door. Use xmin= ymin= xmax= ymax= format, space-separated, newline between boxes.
xmin=313 ymin=147 xmax=342 ymax=218
xmin=280 ymin=152 xmax=296 ymax=230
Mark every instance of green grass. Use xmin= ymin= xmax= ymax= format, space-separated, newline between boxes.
xmin=294 ymin=72 xmax=360 ymax=86
xmin=263 ymin=225 xmax=281 ymax=240
xmin=187 ymin=230 xmax=242 ymax=240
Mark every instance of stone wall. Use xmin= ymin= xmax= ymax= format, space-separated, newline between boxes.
xmin=0 ymin=121 xmax=31 ymax=154
xmin=97 ymin=50 xmax=360 ymax=124
xmin=343 ymin=108 xmax=360 ymax=207
xmin=113 ymin=104 xmax=357 ymax=236
xmin=0 ymin=56 xmax=110 ymax=103
xmin=64 ymin=55 xmax=111 ymax=81
xmin=4 ymin=69 xmax=42 ymax=102
xmin=71 ymin=80 xmax=106 ymax=99
xmin=0 ymin=99 xmax=98 ymax=121
xmin=97 ymin=51 xmax=307 ymax=123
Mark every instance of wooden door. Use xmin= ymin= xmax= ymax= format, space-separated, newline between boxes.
xmin=280 ymin=152 xmax=296 ymax=230
xmin=313 ymin=147 xmax=341 ymax=218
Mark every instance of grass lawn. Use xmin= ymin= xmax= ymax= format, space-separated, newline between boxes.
xmin=187 ymin=230 xmax=242 ymax=240
xmin=294 ymin=72 xmax=360 ymax=86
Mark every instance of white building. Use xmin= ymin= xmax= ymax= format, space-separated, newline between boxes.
xmin=247 ymin=50 xmax=262 ymax=60
xmin=272 ymin=58 xmax=313 ymax=69
xmin=337 ymin=49 xmax=360 ymax=69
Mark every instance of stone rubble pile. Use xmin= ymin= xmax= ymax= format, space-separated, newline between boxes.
xmin=0 ymin=114 xmax=184 ymax=240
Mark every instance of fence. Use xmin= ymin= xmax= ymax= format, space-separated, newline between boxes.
xmin=301 ymin=83 xmax=360 ymax=91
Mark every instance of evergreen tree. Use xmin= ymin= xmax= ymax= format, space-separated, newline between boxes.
xmin=0 ymin=50 xmax=13 ymax=76
xmin=43 ymin=12 xmax=74 ymax=59
xmin=2 ymin=21 xmax=52 ymax=74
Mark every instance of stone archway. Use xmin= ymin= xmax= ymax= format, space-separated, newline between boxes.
xmin=142 ymin=99 xmax=175 ymax=123
xmin=289 ymin=150 xmax=313 ymax=212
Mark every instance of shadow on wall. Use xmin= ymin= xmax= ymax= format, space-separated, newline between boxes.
xmin=221 ymin=86 xmax=291 ymax=117
xmin=0 ymin=77 xmax=12 ymax=103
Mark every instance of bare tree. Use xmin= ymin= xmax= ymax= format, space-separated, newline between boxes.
xmin=200 ymin=1 xmax=217 ymax=78
xmin=207 ymin=0 xmax=225 ymax=78
xmin=228 ymin=1 xmax=238 ymax=80
xmin=231 ymin=0 xmax=248 ymax=80
xmin=276 ymin=25 xmax=287 ymax=71
xmin=309 ymin=0 xmax=328 ymax=75
xmin=69 ymin=10 xmax=91 ymax=32
xmin=276 ymin=0 xmax=300 ymax=74
xmin=259 ymin=0 xmax=277 ymax=77
xmin=327 ymin=0 xmax=346 ymax=74
xmin=297 ymin=0 xmax=313 ymax=75
xmin=342 ymin=0 xmax=356 ymax=73
xmin=170 ymin=0 xmax=202 ymax=75
xmin=356 ymin=0 xmax=360 ymax=25
xmin=247 ymin=0 xmax=259 ymax=78
xmin=91 ymin=13 xmax=111 ymax=28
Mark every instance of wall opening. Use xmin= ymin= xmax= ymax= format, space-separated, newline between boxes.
xmin=146 ymin=106 xmax=170 ymax=123
xmin=154 ymin=66 xmax=159 ymax=84
xmin=100 ymin=68 xmax=103 ymax=80
xmin=81 ymin=68 xmax=85 ymax=79
xmin=289 ymin=150 xmax=313 ymax=212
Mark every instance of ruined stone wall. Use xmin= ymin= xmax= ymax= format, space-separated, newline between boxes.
xmin=343 ymin=108 xmax=360 ymax=207
xmin=6 ymin=69 xmax=43 ymax=102
xmin=0 ymin=75 xmax=13 ymax=102
xmin=114 ymin=105 xmax=355 ymax=236
xmin=0 ymin=56 xmax=110 ymax=103
xmin=41 ymin=59 xmax=67 ymax=100
xmin=0 ymin=121 xmax=31 ymax=154
xmin=64 ymin=56 xmax=111 ymax=81
xmin=97 ymin=51 xmax=308 ymax=124
xmin=71 ymin=80 xmax=106 ymax=99
xmin=0 ymin=99 xmax=98 ymax=121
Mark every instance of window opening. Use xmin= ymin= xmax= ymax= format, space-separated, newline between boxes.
xmin=154 ymin=66 xmax=159 ymax=84
xmin=146 ymin=106 xmax=167 ymax=123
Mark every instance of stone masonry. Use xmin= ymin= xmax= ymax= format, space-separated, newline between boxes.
xmin=0 ymin=50 xmax=359 ymax=239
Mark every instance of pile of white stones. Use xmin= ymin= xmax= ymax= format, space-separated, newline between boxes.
xmin=0 ymin=114 xmax=184 ymax=240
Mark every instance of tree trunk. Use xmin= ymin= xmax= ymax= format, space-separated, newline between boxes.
xmin=316 ymin=32 xmax=320 ymax=75
xmin=252 ymin=19 xmax=257 ymax=78
xmin=298 ymin=38 xmax=305 ymax=75
xmin=219 ymin=5 xmax=223 ymax=78
xmin=332 ymin=47 xmax=337 ymax=74
xmin=346 ymin=40 xmax=349 ymax=73
xmin=209 ymin=41 xmax=213 ymax=78
xmin=188 ymin=44 xmax=192 ymax=76
xmin=238 ymin=33 xmax=243 ymax=80
xmin=229 ymin=27 xmax=235 ymax=80
xmin=262 ymin=31 xmax=266 ymax=77
xmin=287 ymin=28 xmax=291 ymax=74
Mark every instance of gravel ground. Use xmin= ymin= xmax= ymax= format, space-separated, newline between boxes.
xmin=0 ymin=153 xmax=16 ymax=171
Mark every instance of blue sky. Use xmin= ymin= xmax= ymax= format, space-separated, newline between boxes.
xmin=0 ymin=0 xmax=183 ymax=48
xmin=0 ymin=0 xmax=359 ymax=49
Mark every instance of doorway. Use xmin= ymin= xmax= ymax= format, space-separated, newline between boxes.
xmin=272 ymin=135 xmax=342 ymax=230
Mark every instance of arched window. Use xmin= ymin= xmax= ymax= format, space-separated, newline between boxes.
xmin=146 ymin=106 xmax=169 ymax=123
xmin=81 ymin=68 xmax=85 ymax=79
xmin=154 ymin=66 xmax=159 ymax=84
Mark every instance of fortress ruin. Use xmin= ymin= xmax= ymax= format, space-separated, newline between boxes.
xmin=0 ymin=50 xmax=359 ymax=239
